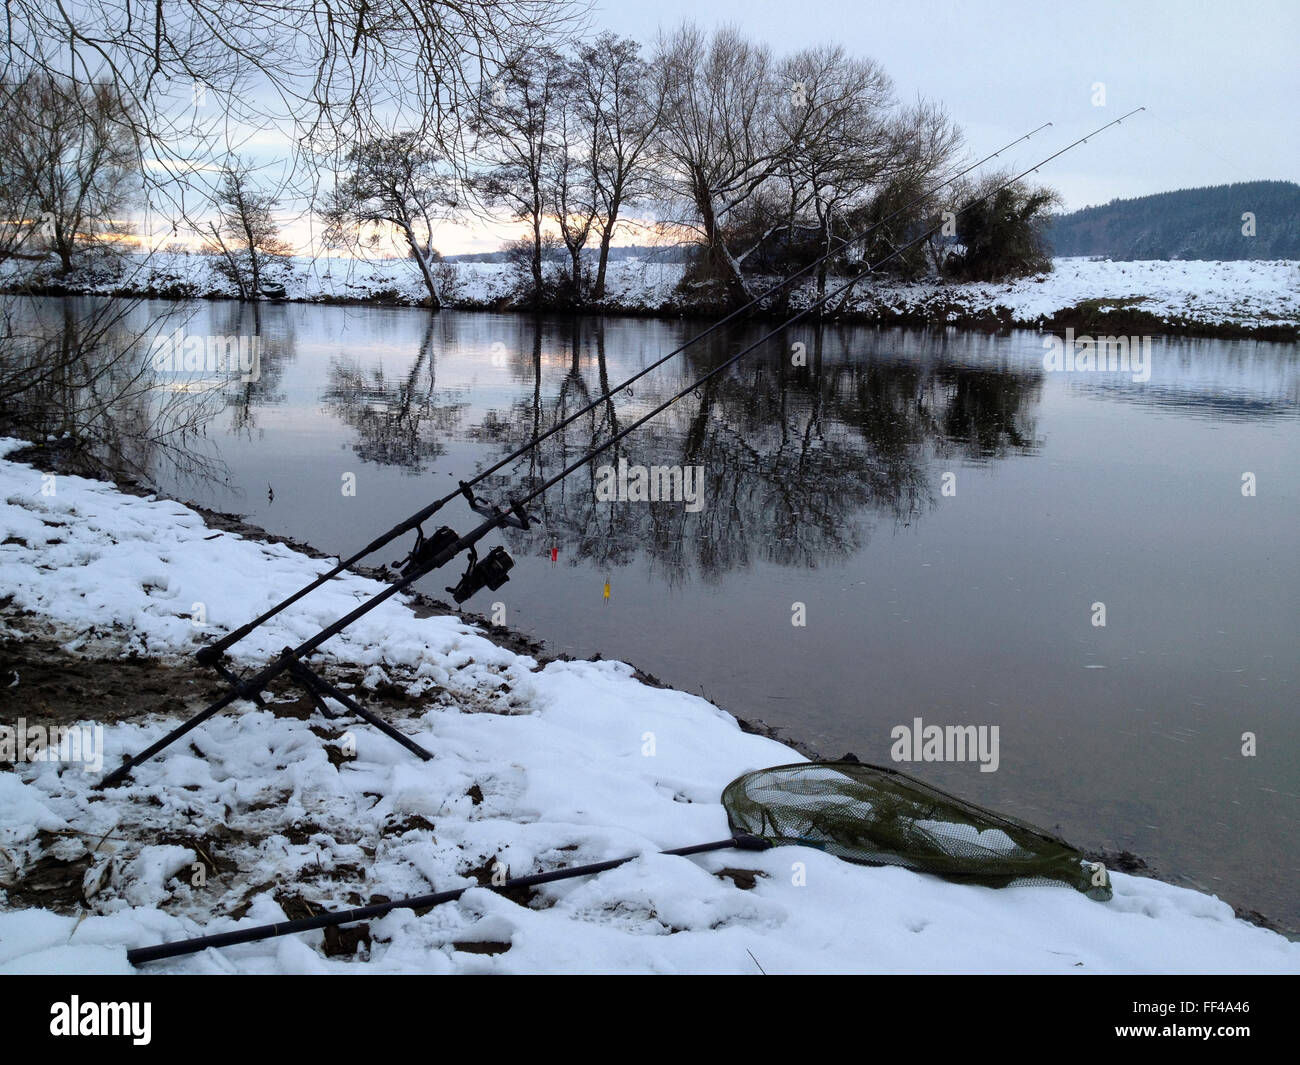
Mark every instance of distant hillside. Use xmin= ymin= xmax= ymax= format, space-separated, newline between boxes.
xmin=1046 ymin=181 xmax=1300 ymax=260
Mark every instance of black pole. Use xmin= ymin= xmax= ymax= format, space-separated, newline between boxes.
xmin=193 ymin=124 xmax=1053 ymax=666
xmin=286 ymin=657 xmax=434 ymax=762
xmin=127 ymin=834 xmax=772 ymax=965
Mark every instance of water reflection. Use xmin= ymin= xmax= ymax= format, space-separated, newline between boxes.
xmin=216 ymin=303 xmax=293 ymax=436
xmin=302 ymin=317 xmax=1047 ymax=582
xmin=323 ymin=314 xmax=466 ymax=470
xmin=0 ymin=297 xmax=223 ymax=485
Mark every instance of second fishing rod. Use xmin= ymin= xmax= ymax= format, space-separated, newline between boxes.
xmin=196 ymin=121 xmax=1054 ymax=668
xmin=102 ymin=108 xmax=1143 ymax=788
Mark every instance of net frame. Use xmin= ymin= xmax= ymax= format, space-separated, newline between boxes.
xmin=723 ymin=760 xmax=1111 ymax=900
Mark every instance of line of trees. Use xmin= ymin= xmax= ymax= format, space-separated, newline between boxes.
xmin=319 ymin=23 xmax=1059 ymax=311
xmin=0 ymin=8 xmax=1061 ymax=309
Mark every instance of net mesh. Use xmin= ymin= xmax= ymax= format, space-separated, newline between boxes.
xmin=723 ymin=761 xmax=1111 ymax=900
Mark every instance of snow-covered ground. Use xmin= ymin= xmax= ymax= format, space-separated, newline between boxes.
xmin=1 ymin=439 xmax=1297 ymax=974
xmin=4 ymin=250 xmax=1298 ymax=331
xmin=844 ymin=256 xmax=1300 ymax=330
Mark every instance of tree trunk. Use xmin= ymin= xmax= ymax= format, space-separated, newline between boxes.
xmin=402 ymin=220 xmax=442 ymax=310
xmin=695 ymin=180 xmax=749 ymax=308
xmin=241 ymin=215 xmax=261 ymax=300
xmin=55 ymin=222 xmax=73 ymax=273
xmin=569 ymin=247 xmax=583 ymax=304
xmin=594 ymin=230 xmax=613 ymax=300
xmin=816 ymin=209 xmax=831 ymax=315
xmin=209 ymin=223 xmax=247 ymax=302
xmin=531 ymin=212 xmax=544 ymax=305
xmin=594 ymin=190 xmax=623 ymax=300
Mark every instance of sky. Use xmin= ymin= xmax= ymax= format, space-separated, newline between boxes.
xmin=594 ymin=0 xmax=1299 ymax=210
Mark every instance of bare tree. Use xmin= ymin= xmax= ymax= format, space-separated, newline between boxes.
xmin=571 ymin=33 xmax=664 ymax=299
xmin=472 ymin=46 xmax=571 ymax=304
xmin=651 ymin=27 xmax=969 ymax=308
xmin=321 ymin=133 xmax=459 ymax=307
xmin=771 ymin=46 xmax=896 ymax=303
xmin=546 ymin=74 xmax=601 ymax=302
xmin=827 ymin=100 xmax=963 ymax=311
xmin=652 ymin=24 xmax=786 ymax=304
xmin=0 ymin=85 xmax=44 ymax=265
xmin=204 ymin=161 xmax=294 ymax=300
xmin=0 ymin=73 xmax=139 ymax=272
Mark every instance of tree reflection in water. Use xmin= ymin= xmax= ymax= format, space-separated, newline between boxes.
xmin=323 ymin=313 xmax=467 ymax=470
xmin=434 ymin=320 xmax=1044 ymax=587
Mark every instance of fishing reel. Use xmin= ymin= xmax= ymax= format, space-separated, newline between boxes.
xmin=392 ymin=524 xmax=460 ymax=578
xmin=391 ymin=483 xmax=529 ymax=600
xmin=447 ymin=545 xmax=514 ymax=604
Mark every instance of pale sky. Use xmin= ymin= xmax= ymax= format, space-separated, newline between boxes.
xmin=595 ymin=0 xmax=1299 ymax=210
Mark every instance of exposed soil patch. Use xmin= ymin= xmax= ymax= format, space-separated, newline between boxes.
xmin=273 ymin=890 xmax=371 ymax=958
xmin=383 ymin=813 xmax=436 ymax=836
xmin=153 ymin=830 xmax=235 ymax=881
xmin=1042 ymin=301 xmax=1300 ymax=341
xmin=452 ymin=940 xmax=510 ymax=955
xmin=460 ymin=856 xmax=537 ymax=908
xmin=3 ymin=849 xmax=93 ymax=910
xmin=714 ymin=868 xmax=767 ymax=891
xmin=0 ymin=630 xmax=222 ymax=728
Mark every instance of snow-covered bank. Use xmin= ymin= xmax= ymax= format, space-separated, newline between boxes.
xmin=4 ymin=251 xmax=1298 ymax=336
xmin=1 ymin=440 xmax=1297 ymax=974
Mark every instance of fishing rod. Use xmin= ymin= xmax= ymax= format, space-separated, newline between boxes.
xmin=127 ymin=834 xmax=773 ymax=965
xmin=99 ymin=108 xmax=1143 ymax=789
xmin=194 ymin=122 xmax=1054 ymax=669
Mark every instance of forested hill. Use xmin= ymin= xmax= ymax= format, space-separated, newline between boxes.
xmin=1046 ymin=181 xmax=1300 ymax=260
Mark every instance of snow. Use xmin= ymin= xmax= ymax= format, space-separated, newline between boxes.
xmin=1 ymin=439 xmax=1297 ymax=974
xmin=838 ymin=257 xmax=1300 ymax=330
xmin=4 ymin=251 xmax=1296 ymax=329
